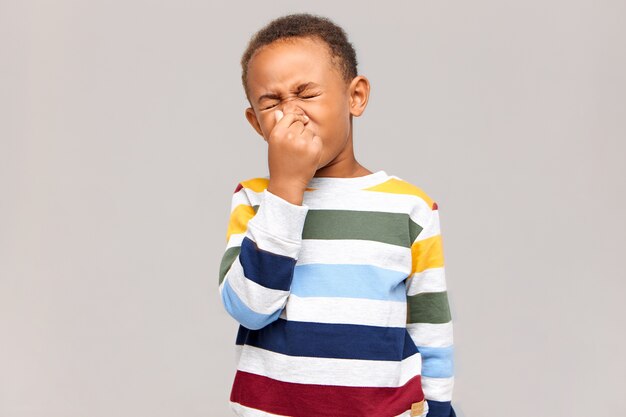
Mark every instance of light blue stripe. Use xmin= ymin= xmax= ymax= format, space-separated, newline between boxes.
xmin=291 ymin=264 xmax=407 ymax=301
xmin=418 ymin=345 xmax=454 ymax=378
xmin=221 ymin=278 xmax=281 ymax=330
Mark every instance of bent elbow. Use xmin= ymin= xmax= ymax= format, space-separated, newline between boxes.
xmin=220 ymin=278 xmax=283 ymax=330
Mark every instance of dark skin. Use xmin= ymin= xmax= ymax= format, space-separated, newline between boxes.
xmin=244 ymin=36 xmax=373 ymax=205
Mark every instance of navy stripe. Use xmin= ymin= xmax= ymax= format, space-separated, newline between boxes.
xmin=425 ymin=400 xmax=456 ymax=417
xmin=239 ymin=236 xmax=296 ymax=291
xmin=235 ymin=318 xmax=418 ymax=361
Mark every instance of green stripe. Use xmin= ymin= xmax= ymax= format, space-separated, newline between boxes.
xmin=219 ymin=245 xmax=241 ymax=285
xmin=407 ymin=291 xmax=451 ymax=323
xmin=220 ymin=208 xmax=424 ymax=285
xmin=409 ymin=217 xmax=424 ymax=243
xmin=302 ymin=210 xmax=414 ymax=248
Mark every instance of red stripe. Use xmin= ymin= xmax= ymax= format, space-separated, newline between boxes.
xmin=230 ymin=370 xmax=423 ymax=416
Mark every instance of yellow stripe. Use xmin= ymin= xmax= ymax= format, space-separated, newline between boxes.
xmin=240 ymin=177 xmax=269 ymax=193
xmin=365 ymin=178 xmax=435 ymax=208
xmin=410 ymin=399 xmax=425 ymax=416
xmin=226 ymin=204 xmax=256 ymax=242
xmin=411 ymin=234 xmax=444 ymax=274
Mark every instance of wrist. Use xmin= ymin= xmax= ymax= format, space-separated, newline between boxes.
xmin=267 ymin=181 xmax=306 ymax=206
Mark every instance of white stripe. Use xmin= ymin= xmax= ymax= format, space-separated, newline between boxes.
xmin=235 ymin=344 xmax=242 ymax=364
xmin=406 ymin=322 xmax=454 ymax=347
xmin=413 ymin=210 xmax=441 ymax=242
xmin=279 ymin=293 xmax=407 ymax=327
xmin=237 ymin=344 xmax=422 ymax=387
xmin=229 ymin=401 xmax=290 ymax=417
xmin=298 ymin=239 xmax=411 ymax=273
xmin=421 ymin=376 xmax=455 ymax=401
xmin=237 ymin=187 xmax=263 ymax=208
xmin=226 ymin=258 xmax=290 ymax=315
xmin=218 ymin=278 xmax=225 ymax=296
xmin=244 ymin=184 xmax=432 ymax=228
xmin=230 ymin=189 xmax=253 ymax=212
xmin=230 ymin=230 xmax=413 ymax=277
xmin=406 ymin=267 xmax=447 ymax=295
xmin=226 ymin=232 xmax=245 ymax=250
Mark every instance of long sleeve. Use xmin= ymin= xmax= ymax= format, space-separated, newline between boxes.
xmin=218 ymin=183 xmax=309 ymax=330
xmin=406 ymin=201 xmax=456 ymax=417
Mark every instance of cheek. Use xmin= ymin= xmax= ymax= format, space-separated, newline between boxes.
xmin=258 ymin=113 xmax=275 ymax=137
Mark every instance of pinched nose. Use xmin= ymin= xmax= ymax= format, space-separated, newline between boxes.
xmin=280 ymin=99 xmax=305 ymax=116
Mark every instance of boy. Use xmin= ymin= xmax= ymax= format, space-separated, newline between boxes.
xmin=218 ymin=13 xmax=456 ymax=417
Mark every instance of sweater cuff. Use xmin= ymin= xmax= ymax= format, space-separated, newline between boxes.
xmin=245 ymin=189 xmax=309 ymax=258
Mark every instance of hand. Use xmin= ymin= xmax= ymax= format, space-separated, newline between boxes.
xmin=266 ymin=109 xmax=323 ymax=204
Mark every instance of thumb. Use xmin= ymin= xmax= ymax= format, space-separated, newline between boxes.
xmin=274 ymin=110 xmax=284 ymax=123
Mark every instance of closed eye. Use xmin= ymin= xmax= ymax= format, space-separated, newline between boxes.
xmin=262 ymin=93 xmax=320 ymax=110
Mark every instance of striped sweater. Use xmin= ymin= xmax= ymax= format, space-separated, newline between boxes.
xmin=218 ymin=170 xmax=456 ymax=417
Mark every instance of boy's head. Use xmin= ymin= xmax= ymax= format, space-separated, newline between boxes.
xmin=240 ymin=13 xmax=358 ymax=103
xmin=240 ymin=13 xmax=371 ymax=173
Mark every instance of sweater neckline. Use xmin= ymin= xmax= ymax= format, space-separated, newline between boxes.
xmin=305 ymin=170 xmax=389 ymax=190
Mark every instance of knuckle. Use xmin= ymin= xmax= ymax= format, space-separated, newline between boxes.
xmin=269 ymin=131 xmax=279 ymax=141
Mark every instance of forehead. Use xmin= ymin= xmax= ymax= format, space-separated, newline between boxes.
xmin=247 ymin=37 xmax=341 ymax=93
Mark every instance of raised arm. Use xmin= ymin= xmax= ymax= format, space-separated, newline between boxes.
xmin=218 ymin=181 xmax=309 ymax=330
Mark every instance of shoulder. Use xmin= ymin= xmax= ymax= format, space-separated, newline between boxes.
xmin=233 ymin=174 xmax=269 ymax=194
xmin=368 ymin=174 xmax=441 ymax=233
xmin=228 ymin=174 xmax=270 ymax=209
xmin=369 ymin=174 xmax=438 ymax=211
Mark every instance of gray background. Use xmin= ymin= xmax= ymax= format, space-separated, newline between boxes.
xmin=1 ymin=1 xmax=625 ymax=416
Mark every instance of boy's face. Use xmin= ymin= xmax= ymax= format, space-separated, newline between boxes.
xmin=244 ymin=36 xmax=369 ymax=171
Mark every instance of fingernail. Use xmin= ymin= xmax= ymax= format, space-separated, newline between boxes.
xmin=275 ymin=110 xmax=284 ymax=122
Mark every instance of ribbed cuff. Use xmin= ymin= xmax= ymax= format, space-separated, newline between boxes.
xmin=245 ymin=189 xmax=309 ymax=258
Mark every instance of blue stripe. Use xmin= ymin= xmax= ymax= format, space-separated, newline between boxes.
xmin=425 ymin=400 xmax=456 ymax=417
xmin=221 ymin=279 xmax=282 ymax=330
xmin=418 ymin=345 xmax=454 ymax=378
xmin=235 ymin=318 xmax=418 ymax=361
xmin=291 ymin=264 xmax=407 ymax=301
xmin=239 ymin=236 xmax=296 ymax=291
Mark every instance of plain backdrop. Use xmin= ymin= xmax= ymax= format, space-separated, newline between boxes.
xmin=1 ymin=1 xmax=625 ymax=416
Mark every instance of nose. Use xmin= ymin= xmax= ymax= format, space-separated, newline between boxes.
xmin=280 ymin=99 xmax=305 ymax=117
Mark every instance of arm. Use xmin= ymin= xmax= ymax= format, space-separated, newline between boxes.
xmin=406 ymin=201 xmax=456 ymax=417
xmin=218 ymin=181 xmax=309 ymax=330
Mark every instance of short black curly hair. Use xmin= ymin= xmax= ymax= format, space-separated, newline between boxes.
xmin=240 ymin=13 xmax=358 ymax=103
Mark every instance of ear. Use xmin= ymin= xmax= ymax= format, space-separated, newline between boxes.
xmin=348 ymin=75 xmax=370 ymax=117
xmin=245 ymin=107 xmax=266 ymax=139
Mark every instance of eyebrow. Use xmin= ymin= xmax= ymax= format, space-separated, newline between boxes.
xmin=257 ymin=82 xmax=320 ymax=103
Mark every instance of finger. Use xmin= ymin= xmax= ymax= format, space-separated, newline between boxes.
xmin=300 ymin=127 xmax=316 ymax=141
xmin=276 ymin=111 xmax=309 ymax=127
xmin=286 ymin=119 xmax=306 ymax=136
